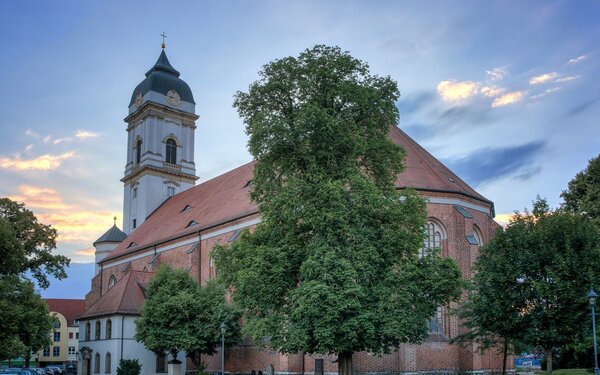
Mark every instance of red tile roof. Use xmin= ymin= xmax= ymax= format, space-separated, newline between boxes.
xmin=77 ymin=271 xmax=153 ymax=320
xmin=102 ymin=126 xmax=491 ymax=263
xmin=44 ymin=299 xmax=86 ymax=327
xmin=391 ymin=126 xmax=492 ymax=205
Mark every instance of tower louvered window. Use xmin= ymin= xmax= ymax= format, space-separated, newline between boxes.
xmin=135 ymin=139 xmax=142 ymax=165
xmin=166 ymin=138 xmax=177 ymax=164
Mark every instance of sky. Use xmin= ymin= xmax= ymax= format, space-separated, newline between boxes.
xmin=0 ymin=1 xmax=599 ymax=298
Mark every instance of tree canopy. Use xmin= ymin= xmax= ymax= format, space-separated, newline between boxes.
xmin=0 ymin=197 xmax=69 ymax=288
xmin=457 ymin=198 xmax=600 ymax=375
xmin=0 ymin=275 xmax=53 ymax=363
xmin=213 ymin=45 xmax=462 ymax=375
xmin=135 ymin=265 xmax=240 ymax=370
xmin=0 ymin=197 xmax=68 ymax=363
xmin=562 ymin=154 xmax=600 ymax=224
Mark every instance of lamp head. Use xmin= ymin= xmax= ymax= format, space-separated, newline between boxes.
xmin=588 ymin=289 xmax=598 ymax=306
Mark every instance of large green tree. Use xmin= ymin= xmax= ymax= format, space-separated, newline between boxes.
xmin=135 ymin=265 xmax=240 ymax=370
xmin=562 ymin=154 xmax=600 ymax=224
xmin=0 ymin=197 xmax=69 ymax=288
xmin=0 ymin=275 xmax=53 ymax=364
xmin=457 ymin=198 xmax=600 ymax=375
xmin=0 ymin=197 xmax=69 ymax=364
xmin=213 ymin=45 xmax=462 ymax=375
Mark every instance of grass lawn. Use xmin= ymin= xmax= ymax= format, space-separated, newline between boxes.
xmin=534 ymin=369 xmax=592 ymax=375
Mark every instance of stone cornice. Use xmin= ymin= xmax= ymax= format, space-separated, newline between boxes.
xmin=121 ymin=164 xmax=198 ymax=184
xmin=124 ymin=101 xmax=199 ymax=126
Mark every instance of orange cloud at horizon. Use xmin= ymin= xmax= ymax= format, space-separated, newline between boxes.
xmin=7 ymin=184 xmax=119 ymax=259
xmin=0 ymin=151 xmax=75 ymax=171
xmin=74 ymin=248 xmax=96 ymax=257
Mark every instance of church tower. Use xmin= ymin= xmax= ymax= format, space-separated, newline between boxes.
xmin=122 ymin=46 xmax=198 ymax=234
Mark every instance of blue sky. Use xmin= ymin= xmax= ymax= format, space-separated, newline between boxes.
xmin=0 ymin=1 xmax=599 ymax=297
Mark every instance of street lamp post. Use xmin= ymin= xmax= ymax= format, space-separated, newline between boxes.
xmin=220 ymin=322 xmax=226 ymax=375
xmin=588 ymin=289 xmax=599 ymax=375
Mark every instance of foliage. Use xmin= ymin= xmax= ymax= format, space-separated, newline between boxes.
xmin=458 ymin=197 xmax=600 ymax=375
xmin=214 ymin=45 xmax=463 ymax=373
xmin=562 ymin=154 xmax=600 ymax=224
xmin=135 ymin=265 xmax=240 ymax=369
xmin=0 ymin=275 xmax=52 ymax=361
xmin=116 ymin=359 xmax=141 ymax=375
xmin=0 ymin=197 xmax=69 ymax=288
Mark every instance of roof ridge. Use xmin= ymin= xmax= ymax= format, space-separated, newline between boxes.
xmin=392 ymin=126 xmax=457 ymax=192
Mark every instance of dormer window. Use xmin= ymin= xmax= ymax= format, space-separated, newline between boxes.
xmin=187 ymin=220 xmax=198 ymax=228
xmin=135 ymin=139 xmax=142 ymax=165
xmin=127 ymin=242 xmax=137 ymax=248
xmin=166 ymin=138 xmax=177 ymax=164
xmin=180 ymin=205 xmax=192 ymax=213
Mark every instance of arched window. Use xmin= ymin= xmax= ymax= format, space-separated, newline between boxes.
xmin=106 ymin=320 xmax=112 ymax=339
xmin=135 ymin=139 xmax=142 ymax=165
xmin=165 ymin=138 xmax=177 ymax=164
xmin=421 ymin=220 xmax=446 ymax=257
xmin=427 ymin=306 xmax=447 ymax=336
xmin=94 ymin=353 xmax=100 ymax=373
xmin=95 ymin=320 xmax=101 ymax=340
xmin=473 ymin=225 xmax=483 ymax=246
xmin=108 ymin=275 xmax=116 ymax=289
xmin=85 ymin=322 xmax=91 ymax=341
xmin=105 ymin=352 xmax=111 ymax=373
xmin=52 ymin=319 xmax=61 ymax=329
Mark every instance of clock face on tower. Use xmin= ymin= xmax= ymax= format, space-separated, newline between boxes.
xmin=166 ymin=90 xmax=181 ymax=106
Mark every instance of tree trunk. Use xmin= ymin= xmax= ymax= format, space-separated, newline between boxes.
xmin=338 ymin=351 xmax=353 ymax=375
xmin=546 ymin=347 xmax=553 ymax=375
xmin=25 ymin=353 xmax=31 ymax=368
xmin=502 ymin=338 xmax=508 ymax=375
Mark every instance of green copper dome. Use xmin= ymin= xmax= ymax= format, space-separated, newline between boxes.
xmin=129 ymin=50 xmax=195 ymax=106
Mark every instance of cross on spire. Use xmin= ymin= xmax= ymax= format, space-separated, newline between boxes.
xmin=161 ymin=32 xmax=167 ymax=49
xmin=113 ymin=215 xmax=117 ymax=226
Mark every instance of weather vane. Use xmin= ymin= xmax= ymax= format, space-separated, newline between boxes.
xmin=161 ymin=32 xmax=167 ymax=49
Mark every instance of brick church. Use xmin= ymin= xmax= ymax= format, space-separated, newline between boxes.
xmin=77 ymin=46 xmax=507 ymax=375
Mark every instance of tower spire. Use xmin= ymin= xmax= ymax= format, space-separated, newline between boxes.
xmin=161 ymin=32 xmax=167 ymax=49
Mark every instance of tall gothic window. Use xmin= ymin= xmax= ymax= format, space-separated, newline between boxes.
xmin=94 ymin=353 xmax=100 ymax=373
xmin=105 ymin=352 xmax=111 ymax=373
xmin=165 ymin=138 xmax=177 ymax=164
xmin=95 ymin=320 xmax=101 ymax=340
xmin=85 ymin=322 xmax=91 ymax=341
xmin=427 ymin=306 xmax=445 ymax=335
xmin=106 ymin=319 xmax=112 ymax=339
xmin=135 ymin=139 xmax=142 ymax=165
xmin=108 ymin=275 xmax=116 ymax=290
xmin=421 ymin=221 xmax=444 ymax=257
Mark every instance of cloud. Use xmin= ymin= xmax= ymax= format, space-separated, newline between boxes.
xmin=480 ymin=85 xmax=504 ymax=97
xmin=53 ymin=137 xmax=73 ymax=144
xmin=8 ymin=184 xmax=117 ymax=245
xmin=444 ymin=141 xmax=545 ymax=186
xmin=529 ymin=72 xmax=559 ymax=85
xmin=492 ymin=91 xmax=525 ymax=108
xmin=568 ymin=55 xmax=587 ymax=64
xmin=565 ymin=99 xmax=599 ymax=118
xmin=530 ymin=87 xmax=560 ymax=100
xmin=74 ymin=248 xmax=96 ymax=256
xmin=437 ymin=80 xmax=480 ymax=101
xmin=25 ymin=129 xmax=41 ymax=138
xmin=486 ymin=67 xmax=506 ymax=81
xmin=555 ymin=75 xmax=581 ymax=83
xmin=0 ymin=151 xmax=75 ymax=171
xmin=9 ymin=185 xmax=75 ymax=210
xmin=75 ymin=130 xmax=99 ymax=139
xmin=494 ymin=213 xmax=513 ymax=227
xmin=24 ymin=144 xmax=33 ymax=153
